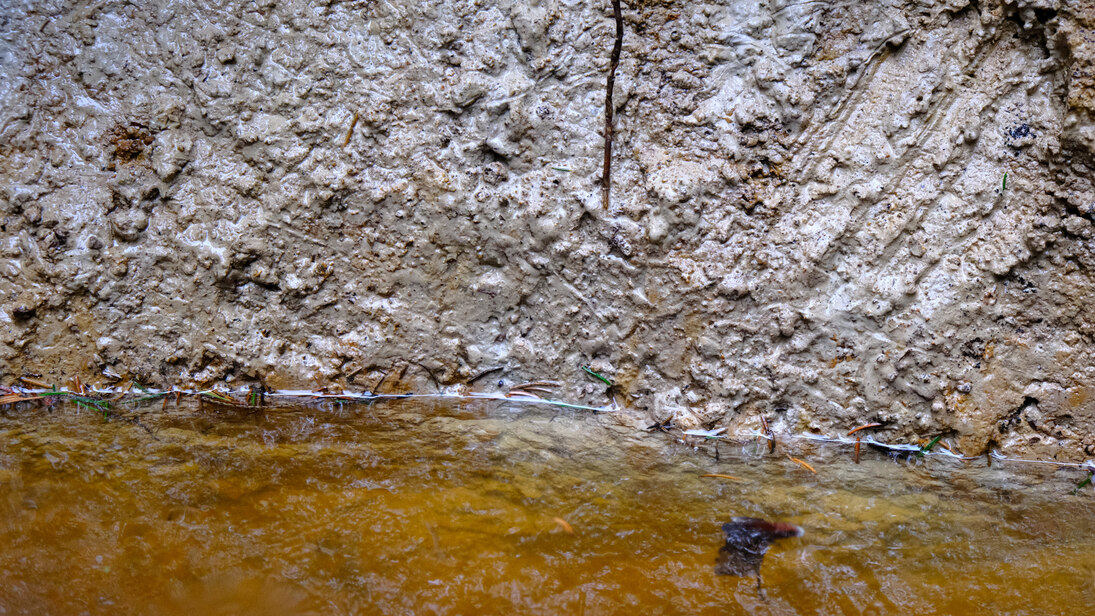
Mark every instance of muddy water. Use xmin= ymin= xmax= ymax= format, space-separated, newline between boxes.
xmin=1 ymin=399 xmax=1092 ymax=615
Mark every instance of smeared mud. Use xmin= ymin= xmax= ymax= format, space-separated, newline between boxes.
xmin=1 ymin=1 xmax=1094 ymax=458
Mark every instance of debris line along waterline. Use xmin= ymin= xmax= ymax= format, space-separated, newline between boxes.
xmin=4 ymin=386 xmax=1094 ymax=474
xmin=3 ymin=386 xmax=618 ymax=413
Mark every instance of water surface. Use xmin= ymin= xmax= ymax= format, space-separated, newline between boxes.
xmin=1 ymin=399 xmax=1092 ymax=614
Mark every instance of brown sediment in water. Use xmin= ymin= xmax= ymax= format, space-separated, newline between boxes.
xmin=1 ymin=398 xmax=1093 ymax=614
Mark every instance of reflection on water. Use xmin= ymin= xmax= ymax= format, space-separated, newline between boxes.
xmin=1 ymin=398 xmax=1093 ymax=615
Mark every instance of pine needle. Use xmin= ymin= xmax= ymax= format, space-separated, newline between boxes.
xmin=786 ymin=454 xmax=817 ymax=474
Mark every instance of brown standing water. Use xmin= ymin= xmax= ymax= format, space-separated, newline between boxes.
xmin=1 ymin=398 xmax=1092 ymax=615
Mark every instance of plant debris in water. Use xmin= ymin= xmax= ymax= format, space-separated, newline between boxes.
xmin=715 ymin=517 xmax=804 ymax=589
xmin=2 ymin=397 xmax=1094 ymax=612
xmin=1073 ymin=472 xmax=1094 ymax=495
xmin=786 ymin=454 xmax=817 ymax=474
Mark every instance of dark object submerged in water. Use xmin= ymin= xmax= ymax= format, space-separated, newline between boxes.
xmin=715 ymin=517 xmax=803 ymax=584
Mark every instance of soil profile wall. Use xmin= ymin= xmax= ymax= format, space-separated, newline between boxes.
xmin=2 ymin=0 xmax=1094 ymax=459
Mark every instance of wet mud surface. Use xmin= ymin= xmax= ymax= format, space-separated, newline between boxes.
xmin=1 ymin=1 xmax=1094 ymax=457
xmin=1 ymin=398 xmax=1093 ymax=615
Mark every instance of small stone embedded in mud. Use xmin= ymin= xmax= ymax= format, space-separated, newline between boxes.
xmin=9 ymin=303 xmax=35 ymax=320
xmin=8 ymin=291 xmax=42 ymax=320
xmin=715 ymin=517 xmax=803 ymax=580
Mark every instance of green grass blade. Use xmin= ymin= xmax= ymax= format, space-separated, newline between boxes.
xmin=1073 ymin=472 xmax=1093 ymax=495
xmin=918 ymin=435 xmax=943 ymax=456
xmin=69 ymin=395 xmax=109 ymax=410
xmin=580 ymin=365 xmax=613 ymax=386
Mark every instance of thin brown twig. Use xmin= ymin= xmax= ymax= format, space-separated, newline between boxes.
xmin=847 ymin=422 xmax=883 ymax=436
xmin=343 ymin=111 xmax=359 ymax=147
xmin=602 ymin=0 xmax=623 ymax=210
xmin=0 ymin=393 xmax=44 ymax=405
xmin=467 ymin=366 xmax=503 ymax=385
xmin=203 ymin=390 xmax=239 ymax=404
xmin=411 ymin=361 xmax=441 ymax=393
xmin=508 ymin=385 xmax=557 ymax=396
xmin=19 ymin=376 xmax=50 ymax=388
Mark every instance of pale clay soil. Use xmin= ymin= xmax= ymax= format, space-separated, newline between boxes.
xmin=1 ymin=0 xmax=1094 ymax=459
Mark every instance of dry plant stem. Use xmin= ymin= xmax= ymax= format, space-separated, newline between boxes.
xmin=466 ymin=366 xmax=502 ymax=385
xmin=847 ymin=422 xmax=883 ymax=436
xmin=761 ymin=414 xmax=776 ymax=453
xmin=19 ymin=376 xmax=49 ymax=388
xmin=602 ymin=0 xmax=623 ymax=210
xmin=0 ymin=393 xmax=43 ymax=405
xmin=509 ymin=385 xmax=556 ymax=396
xmin=343 ymin=111 xmax=359 ymax=147
xmin=505 ymin=391 xmax=542 ymax=399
